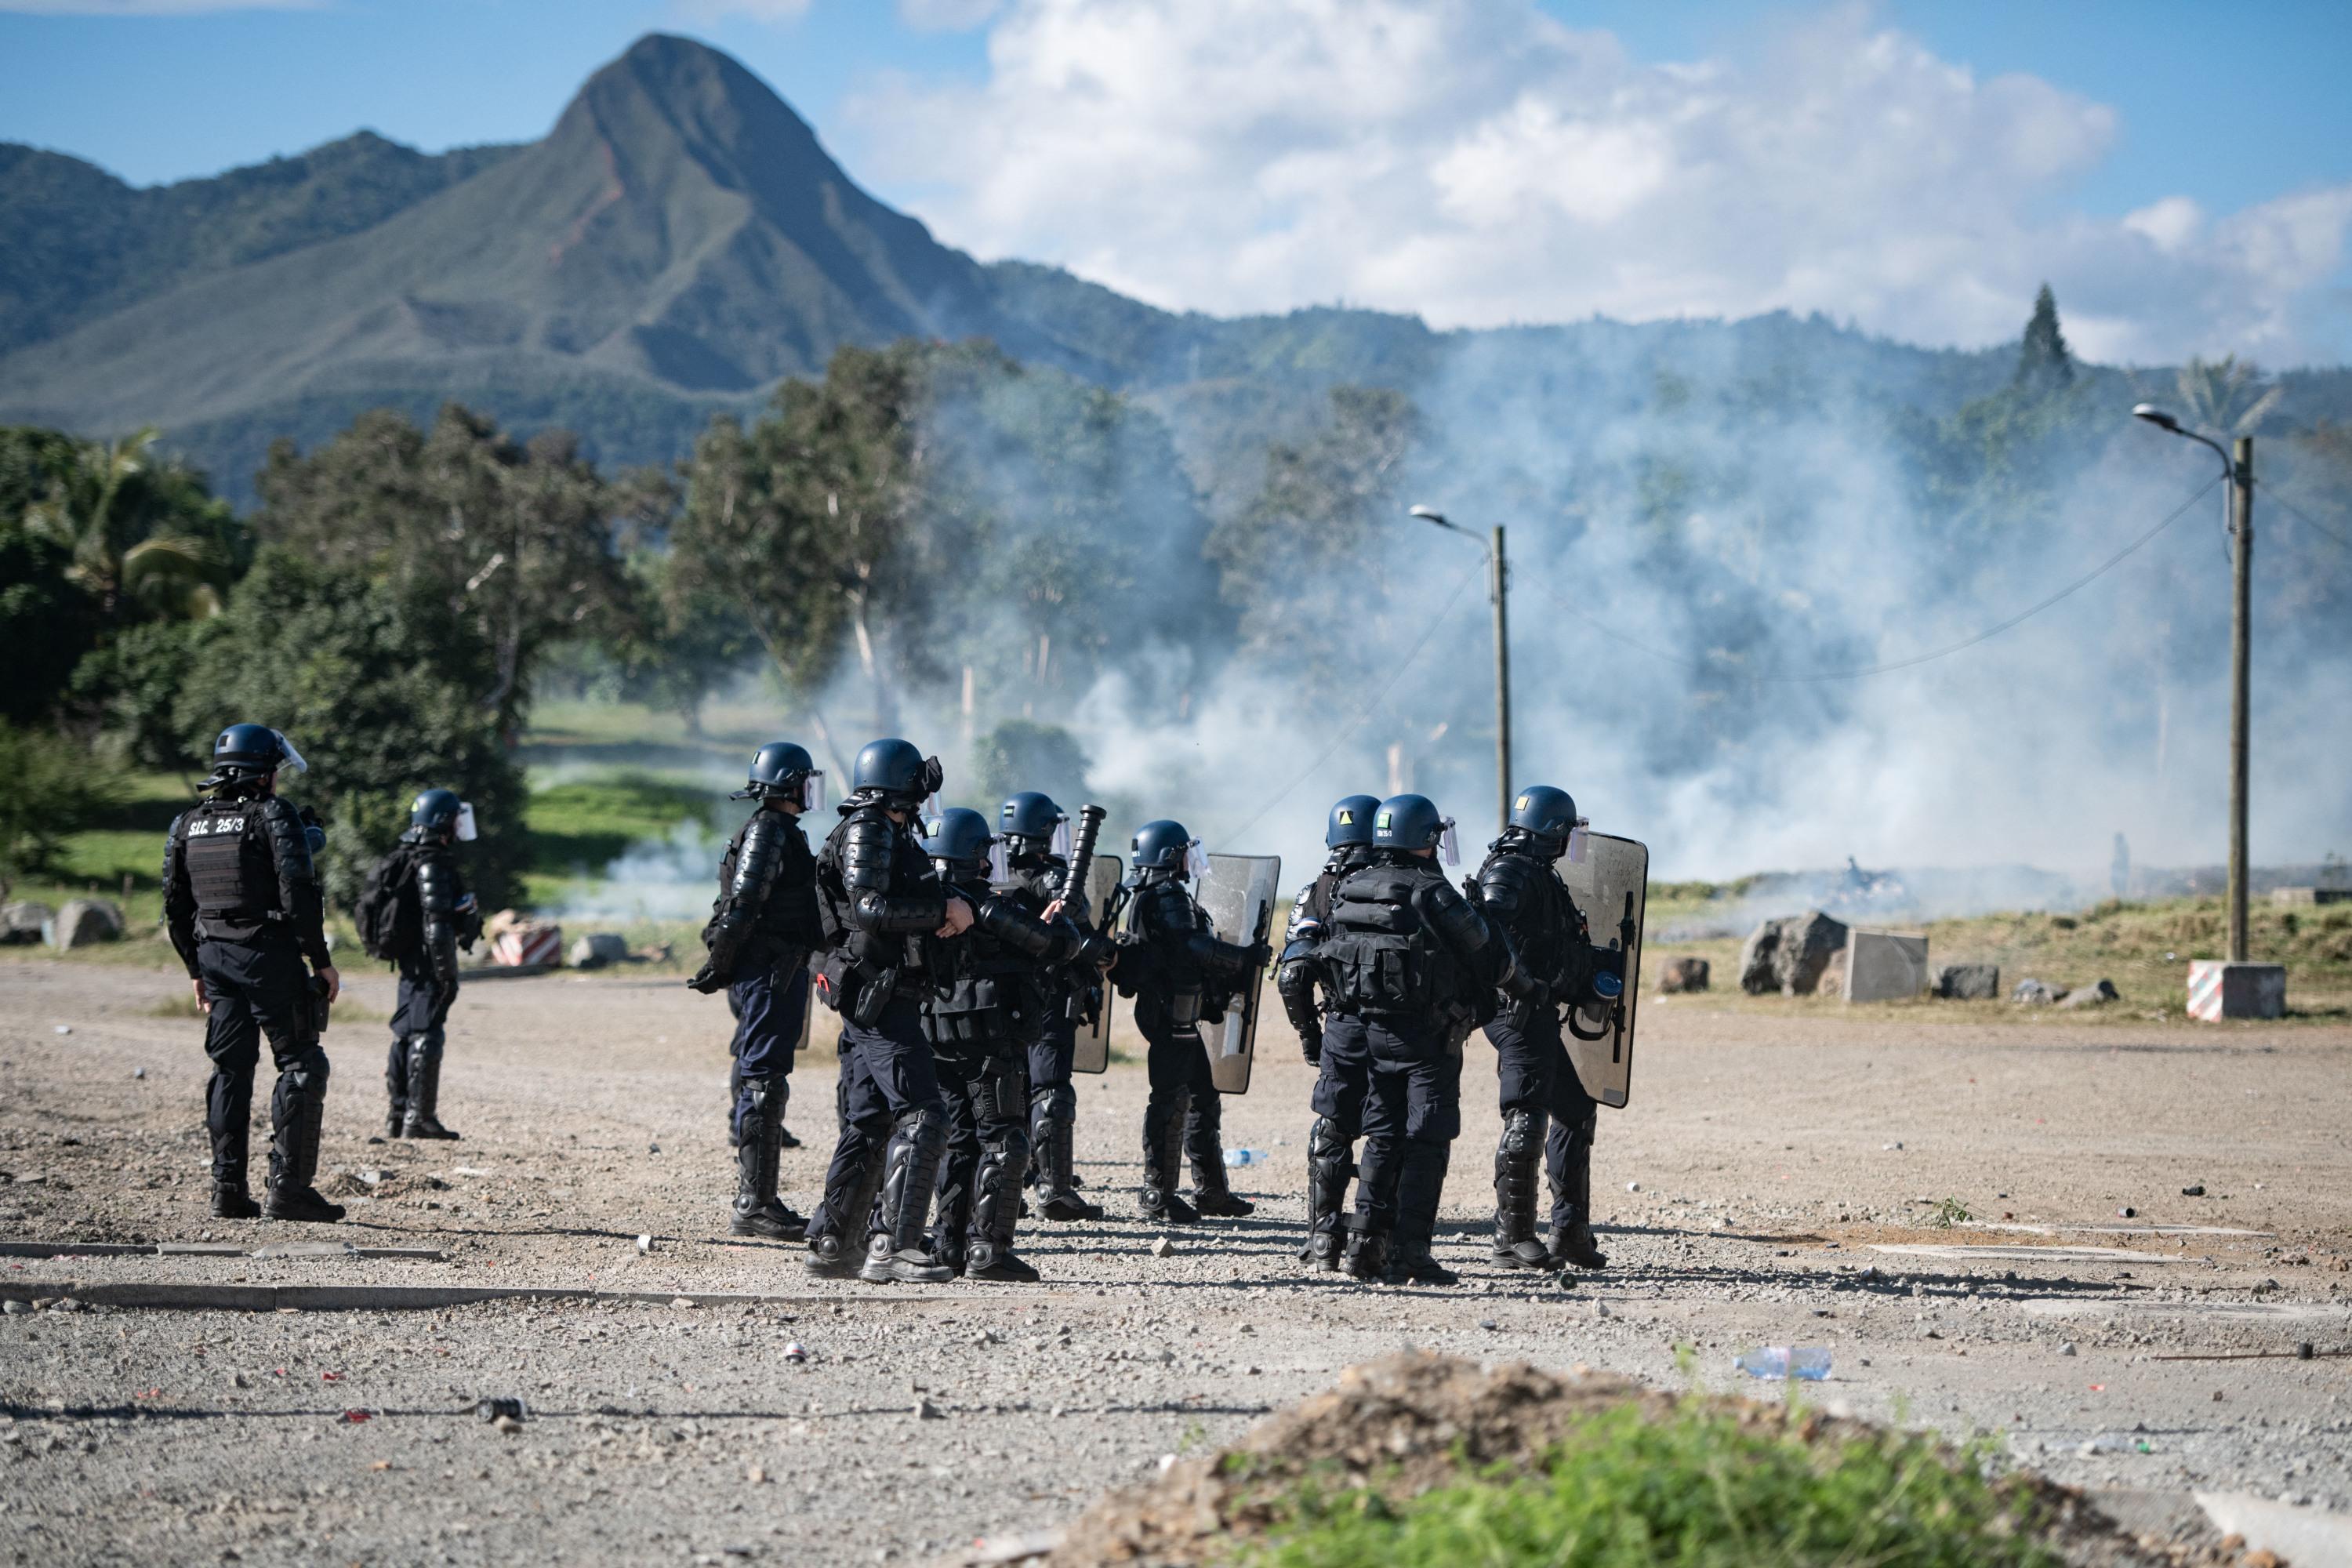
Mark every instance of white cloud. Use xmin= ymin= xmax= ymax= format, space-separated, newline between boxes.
xmin=898 ymin=0 xmax=1000 ymax=29
xmin=846 ymin=0 xmax=2352 ymax=362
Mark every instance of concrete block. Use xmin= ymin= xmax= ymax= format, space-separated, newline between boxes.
xmin=2187 ymin=960 xmax=2286 ymax=1022
xmin=1934 ymin=963 xmax=1999 ymax=1000
xmin=46 ymin=898 xmax=122 ymax=950
xmin=1844 ymin=930 xmax=1929 ymax=1003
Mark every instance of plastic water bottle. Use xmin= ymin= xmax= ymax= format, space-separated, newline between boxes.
xmin=1734 ymin=1346 xmax=1831 ymax=1381
xmin=1221 ymin=1148 xmax=1267 ymax=1168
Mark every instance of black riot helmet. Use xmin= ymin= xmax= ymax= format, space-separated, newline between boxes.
xmin=997 ymin=791 xmax=1066 ymax=855
xmin=851 ymin=738 xmax=943 ymax=806
xmin=1131 ymin=818 xmax=1202 ymax=879
xmin=1505 ymin=784 xmax=1579 ymax=857
xmin=410 ymin=788 xmax=477 ymax=843
xmin=202 ymin=723 xmax=306 ymax=793
xmin=921 ymin=807 xmax=996 ymax=880
xmin=734 ymin=740 xmax=821 ymax=810
xmin=1326 ymin=794 xmax=1381 ymax=849
xmin=1374 ymin=793 xmax=1457 ymax=862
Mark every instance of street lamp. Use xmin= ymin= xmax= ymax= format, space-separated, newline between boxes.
xmin=1406 ymin=505 xmax=1512 ymax=836
xmin=2132 ymin=401 xmax=2259 ymax=973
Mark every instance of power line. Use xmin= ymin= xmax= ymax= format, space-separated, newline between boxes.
xmin=1216 ymin=561 xmax=1484 ymax=847
xmin=2256 ymin=481 xmax=2352 ymax=552
xmin=1525 ymin=476 xmax=2223 ymax=684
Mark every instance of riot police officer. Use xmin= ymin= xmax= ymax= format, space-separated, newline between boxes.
xmin=921 ymin=808 xmax=1109 ymax=1280
xmin=804 ymin=739 xmax=971 ymax=1283
xmin=162 ymin=724 xmax=344 ymax=1222
xmin=1475 ymin=786 xmax=1622 ymax=1270
xmin=691 ymin=742 xmax=825 ymax=1243
xmin=1277 ymin=794 xmax=1381 ymax=1269
xmin=383 ymin=789 xmax=481 ymax=1140
xmin=996 ymin=791 xmax=1102 ymax=1221
xmin=1316 ymin=793 xmax=1526 ymax=1284
xmin=1117 ymin=819 xmax=1269 ymax=1224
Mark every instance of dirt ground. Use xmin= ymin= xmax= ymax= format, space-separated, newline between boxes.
xmin=1 ymin=959 xmax=2347 ymax=1566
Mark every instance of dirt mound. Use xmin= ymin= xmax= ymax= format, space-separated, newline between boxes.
xmin=1038 ymin=1352 xmax=2245 ymax=1568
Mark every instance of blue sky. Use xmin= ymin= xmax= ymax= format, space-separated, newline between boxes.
xmin=3 ymin=0 xmax=2348 ymax=359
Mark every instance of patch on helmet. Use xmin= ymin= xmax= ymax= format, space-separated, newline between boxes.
xmin=1515 ymin=793 xmax=1533 ymax=811
xmin=1376 ymin=811 xmax=1395 ymax=830
xmin=1336 ymin=809 xmax=1356 ymax=825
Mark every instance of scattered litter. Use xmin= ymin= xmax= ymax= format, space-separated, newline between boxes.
xmin=914 ymin=1397 xmax=943 ymax=1420
xmin=472 ymin=1396 xmax=527 ymax=1424
xmin=635 ymin=1235 xmax=652 ymax=1255
xmin=53 ymin=1025 xmax=70 ymax=1036
xmin=671 ymin=1297 xmax=696 ymax=1310
xmin=2078 ymin=1432 xmax=2152 ymax=1455
xmin=1625 ymin=1181 xmax=1641 ymax=1193
xmin=1149 ymin=1236 xmax=1174 ymax=1258
xmin=2060 ymin=1343 xmax=2078 ymax=1356
xmin=1734 ymin=1346 xmax=1832 ymax=1381
xmin=132 ymin=1068 xmax=145 ymax=1080
xmin=339 ymin=1409 xmax=371 ymax=1424
xmin=452 ymin=1166 xmax=490 ymax=1178
xmin=1221 ymin=1149 xmax=1265 ymax=1167
xmin=782 ymin=1341 xmax=807 ymax=1363
xmin=492 ymin=1414 xmax=524 ymax=1436
xmin=2118 ymin=1207 xmax=2137 ymax=1218
xmin=2182 ymin=1185 xmax=2207 ymax=1197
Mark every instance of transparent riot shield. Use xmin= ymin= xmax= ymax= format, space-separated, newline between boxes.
xmin=1196 ymin=852 xmax=1281 ymax=1095
xmin=1070 ymin=855 xmax=1124 ymax=1076
xmin=793 ymin=956 xmax=815 ymax=1054
xmin=1556 ymin=833 xmax=1647 ymax=1109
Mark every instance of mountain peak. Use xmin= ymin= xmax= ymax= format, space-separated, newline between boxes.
xmin=564 ymin=33 xmax=822 ymax=167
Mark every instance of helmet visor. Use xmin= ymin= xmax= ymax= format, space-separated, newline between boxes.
xmin=1566 ymin=822 xmax=1590 ymax=863
xmin=1183 ymin=838 xmax=1210 ymax=882
xmin=1049 ymin=818 xmax=1073 ymax=860
xmin=1437 ymin=818 xmax=1460 ymax=867
xmin=800 ymin=770 xmax=826 ymax=814
xmin=986 ymin=840 xmax=1011 ymax=883
xmin=455 ymin=802 xmax=479 ymax=843
xmin=272 ymin=731 xmax=308 ymax=776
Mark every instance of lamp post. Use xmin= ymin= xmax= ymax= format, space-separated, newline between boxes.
xmin=2132 ymin=403 xmax=2254 ymax=963
xmin=1406 ymin=505 xmax=1512 ymax=836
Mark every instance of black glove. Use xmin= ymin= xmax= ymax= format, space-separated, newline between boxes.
xmin=1249 ymin=939 xmax=1274 ymax=971
xmin=1078 ymin=931 xmax=1117 ymax=970
xmin=686 ymin=961 xmax=729 ymax=995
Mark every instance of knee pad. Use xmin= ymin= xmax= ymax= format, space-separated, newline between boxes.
xmin=895 ymin=1105 xmax=948 ymax=1160
xmin=1499 ymin=1106 xmax=1544 ymax=1159
xmin=283 ymin=1049 xmax=331 ymax=1099
xmin=1308 ymin=1116 xmax=1352 ymax=1162
xmin=744 ymin=1075 xmax=786 ymax=1113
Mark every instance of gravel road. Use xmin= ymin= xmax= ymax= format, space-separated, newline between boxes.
xmin=2 ymin=959 xmax=2347 ymax=1565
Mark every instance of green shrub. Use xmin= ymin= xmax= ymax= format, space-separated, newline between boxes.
xmin=0 ymin=721 xmax=118 ymax=898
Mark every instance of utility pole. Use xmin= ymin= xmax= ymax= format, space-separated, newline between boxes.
xmin=2227 ymin=437 xmax=2253 ymax=962
xmin=1490 ymin=524 xmax=1513 ymax=838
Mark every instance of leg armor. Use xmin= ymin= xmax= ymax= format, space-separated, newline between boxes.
xmin=1492 ymin=1105 xmax=1550 ymax=1269
xmin=263 ymin=1048 xmax=344 ymax=1223
xmin=1385 ymin=1138 xmax=1457 ymax=1285
xmin=1300 ymin=1116 xmax=1354 ymax=1269
xmin=1030 ymin=1086 xmax=1100 ymax=1221
xmin=401 ymin=1032 xmax=459 ymax=1141
xmin=862 ymin=1107 xmax=953 ymax=1283
xmin=1545 ymin=1108 xmax=1608 ymax=1270
xmin=731 ymin=1075 xmax=806 ymax=1241
xmin=1139 ymin=1087 xmax=1199 ymax=1224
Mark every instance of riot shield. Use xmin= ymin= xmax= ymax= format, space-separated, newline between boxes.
xmin=1070 ymin=855 xmax=1125 ymax=1076
xmin=793 ymin=961 xmax=815 ymax=1054
xmin=1196 ymin=853 xmax=1280 ymax=1095
xmin=1556 ymin=833 xmax=1647 ymax=1109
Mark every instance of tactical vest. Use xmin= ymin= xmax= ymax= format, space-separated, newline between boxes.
xmin=923 ymin=882 xmax=1049 ymax=1049
xmin=717 ymin=813 xmax=821 ymax=961
xmin=1125 ymin=877 xmax=1210 ymax=1026
xmin=1318 ymin=862 xmax=1468 ymax=1019
xmin=815 ymin=804 xmax=933 ymax=978
xmin=182 ymin=797 xmax=282 ymax=924
xmin=1475 ymin=845 xmax=1584 ymax=986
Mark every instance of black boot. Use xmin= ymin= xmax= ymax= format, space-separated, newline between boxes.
xmin=1342 ymin=1224 xmax=1388 ymax=1280
xmin=1138 ymin=1091 xmax=1199 ymax=1225
xmin=384 ymin=1034 xmax=410 ymax=1138
xmin=401 ymin=1042 xmax=459 ymax=1141
xmin=806 ymin=1142 xmax=887 ymax=1276
xmin=211 ymin=1181 xmax=259 ymax=1219
xmin=263 ymin=1058 xmax=344 ymax=1224
xmin=1032 ymin=1094 xmax=1101 ymax=1221
xmin=1299 ymin=1116 xmax=1352 ymax=1269
xmin=1545 ymin=1113 xmax=1608 ymax=1271
xmin=731 ymin=1078 xmax=808 ymax=1242
xmin=1185 ymin=1092 xmax=1254 ymax=1217
xmin=1384 ymin=1138 xmax=1454 ymax=1285
xmin=1492 ymin=1107 xmax=1552 ymax=1269
xmin=209 ymin=1096 xmax=256 ymax=1218
xmin=967 ymin=1131 xmax=1039 ymax=1282
xmin=861 ymin=1110 xmax=954 ymax=1283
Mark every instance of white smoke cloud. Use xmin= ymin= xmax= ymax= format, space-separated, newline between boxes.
xmin=848 ymin=0 xmax=2352 ymax=364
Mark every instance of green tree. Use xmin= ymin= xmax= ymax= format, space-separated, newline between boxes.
xmin=177 ymin=550 xmax=528 ymax=913
xmin=256 ymin=405 xmax=637 ymax=739
xmin=19 ymin=427 xmax=240 ymax=621
xmin=0 ymin=719 xmax=114 ymax=901
xmin=2014 ymin=282 xmax=2074 ymax=392
xmin=2173 ymin=354 xmax=2281 ymax=436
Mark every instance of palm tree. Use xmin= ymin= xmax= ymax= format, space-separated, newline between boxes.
xmin=22 ymin=428 xmax=233 ymax=620
xmin=2174 ymin=355 xmax=2283 ymax=437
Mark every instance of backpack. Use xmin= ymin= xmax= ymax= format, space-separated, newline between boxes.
xmin=354 ymin=844 xmax=422 ymax=962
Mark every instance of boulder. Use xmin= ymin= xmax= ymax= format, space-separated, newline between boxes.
xmin=1 ymin=901 xmax=53 ymax=946
xmin=1737 ymin=910 xmax=1849 ymax=996
xmin=2012 ymin=978 xmax=2062 ymax=1006
xmin=48 ymin=899 xmax=123 ymax=950
xmin=1935 ymin=963 xmax=2000 ymax=1001
xmin=1816 ymin=948 xmax=1849 ymax=1000
xmin=567 ymin=932 xmax=630 ymax=970
xmin=1658 ymin=956 xmax=1711 ymax=994
xmin=2057 ymin=978 xmax=2121 ymax=1009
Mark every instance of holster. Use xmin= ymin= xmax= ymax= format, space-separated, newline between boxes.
xmin=849 ymin=966 xmax=898 ymax=1029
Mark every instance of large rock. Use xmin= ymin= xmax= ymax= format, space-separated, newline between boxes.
xmin=1816 ymin=948 xmax=1849 ymax=1000
xmin=1737 ymin=910 xmax=1849 ymax=996
xmin=48 ymin=899 xmax=123 ymax=950
xmin=2013 ymin=978 xmax=2062 ymax=1006
xmin=568 ymin=932 xmax=630 ymax=970
xmin=1 ymin=901 xmax=52 ymax=946
xmin=2058 ymin=978 xmax=2121 ymax=1009
xmin=1658 ymin=956 xmax=1710 ymax=994
xmin=1935 ymin=963 xmax=2000 ymax=1001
